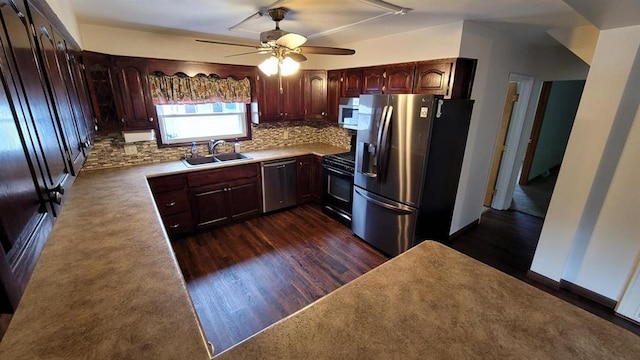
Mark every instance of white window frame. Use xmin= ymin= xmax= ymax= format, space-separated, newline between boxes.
xmin=156 ymin=103 xmax=249 ymax=145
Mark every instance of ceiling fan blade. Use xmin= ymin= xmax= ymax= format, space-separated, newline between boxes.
xmin=286 ymin=52 xmax=307 ymax=62
xmin=225 ymin=50 xmax=272 ymax=58
xmin=196 ymin=39 xmax=260 ymax=49
xmin=276 ymin=33 xmax=307 ymax=49
xmin=300 ymin=46 xmax=355 ymax=55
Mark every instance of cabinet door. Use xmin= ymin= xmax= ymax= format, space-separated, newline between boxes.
xmin=311 ymin=155 xmax=323 ymax=202
xmin=296 ymin=156 xmax=313 ymax=204
xmin=0 ymin=0 xmax=60 ymax=311
xmin=362 ymin=67 xmax=385 ymax=95
xmin=227 ymin=178 xmax=260 ymax=221
xmin=413 ymin=59 xmax=453 ymax=96
xmin=82 ymin=52 xmax=121 ymax=132
xmin=31 ymin=12 xmax=85 ymax=176
xmin=191 ymin=183 xmax=229 ymax=229
xmin=0 ymin=0 xmax=70 ymax=216
xmin=326 ymin=70 xmax=341 ymax=122
xmin=256 ymin=73 xmax=282 ymax=122
xmin=303 ymin=70 xmax=327 ymax=121
xmin=114 ymin=57 xmax=156 ymax=130
xmin=385 ymin=65 xmax=415 ymax=94
xmin=67 ymin=51 xmax=95 ymax=152
xmin=283 ymin=71 xmax=304 ymax=120
xmin=341 ymin=69 xmax=362 ymax=97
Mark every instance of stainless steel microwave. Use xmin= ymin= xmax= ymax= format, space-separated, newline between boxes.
xmin=338 ymin=97 xmax=359 ymax=130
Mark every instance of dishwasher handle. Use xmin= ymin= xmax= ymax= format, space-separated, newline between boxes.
xmin=261 ymin=159 xmax=297 ymax=168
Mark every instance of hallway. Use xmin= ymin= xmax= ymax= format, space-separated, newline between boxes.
xmin=510 ymin=168 xmax=559 ymax=218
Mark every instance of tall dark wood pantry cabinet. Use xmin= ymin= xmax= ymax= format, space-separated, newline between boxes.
xmin=0 ymin=0 xmax=94 ymax=313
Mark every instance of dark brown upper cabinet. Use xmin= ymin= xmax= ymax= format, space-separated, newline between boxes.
xmin=255 ymin=72 xmax=305 ymax=123
xmin=0 ymin=0 xmax=89 ymax=313
xmin=31 ymin=8 xmax=86 ymax=176
xmin=362 ymin=64 xmax=415 ymax=95
xmin=362 ymin=67 xmax=385 ymax=95
xmin=413 ymin=58 xmax=477 ymax=99
xmin=303 ymin=70 xmax=327 ymax=121
xmin=326 ymin=70 xmax=341 ymax=122
xmin=341 ymin=69 xmax=363 ymax=97
xmin=113 ymin=57 xmax=157 ymax=130
xmin=385 ymin=64 xmax=415 ymax=94
xmin=82 ymin=52 xmax=122 ymax=132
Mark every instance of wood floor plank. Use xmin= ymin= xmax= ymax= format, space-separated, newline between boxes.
xmin=171 ymin=204 xmax=388 ymax=354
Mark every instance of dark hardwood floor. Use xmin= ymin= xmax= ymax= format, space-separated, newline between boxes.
xmin=450 ymin=208 xmax=640 ymax=337
xmin=171 ymin=204 xmax=388 ymax=354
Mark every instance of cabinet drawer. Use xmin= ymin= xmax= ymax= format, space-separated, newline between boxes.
xmin=187 ymin=163 xmax=258 ymax=187
xmin=148 ymin=174 xmax=186 ymax=193
xmin=161 ymin=212 xmax=193 ymax=237
xmin=153 ymin=190 xmax=190 ymax=216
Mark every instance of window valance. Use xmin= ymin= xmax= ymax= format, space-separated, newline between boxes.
xmin=148 ymin=73 xmax=251 ymax=105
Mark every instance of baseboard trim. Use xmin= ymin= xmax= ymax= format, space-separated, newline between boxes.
xmin=560 ymin=280 xmax=617 ymax=310
xmin=526 ymin=271 xmax=618 ymax=309
xmin=449 ymin=219 xmax=479 ymax=240
xmin=527 ymin=270 xmax=561 ymax=290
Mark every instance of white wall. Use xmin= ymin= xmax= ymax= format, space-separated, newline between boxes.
xmin=305 ymin=22 xmax=464 ymax=69
xmin=79 ymin=22 xmax=463 ymax=71
xmin=79 ymin=24 xmax=267 ymax=66
xmin=45 ymin=0 xmax=82 ymax=46
xmin=530 ymin=25 xmax=640 ymax=304
xmin=547 ymin=25 xmax=599 ymax=65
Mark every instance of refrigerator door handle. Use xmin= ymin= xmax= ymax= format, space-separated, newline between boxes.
xmin=377 ymin=105 xmax=393 ymax=183
xmin=355 ymin=187 xmax=413 ymax=214
xmin=364 ymin=105 xmax=389 ymax=179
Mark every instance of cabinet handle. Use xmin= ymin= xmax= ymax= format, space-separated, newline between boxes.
xmin=165 ymin=202 xmax=176 ymax=207
xmin=121 ymin=118 xmax=126 ymax=123
xmin=169 ymin=224 xmax=180 ymax=229
xmin=280 ymin=112 xmax=284 ymax=116
xmin=48 ymin=183 xmax=65 ymax=205
xmin=322 ymin=112 xmax=326 ymax=116
xmin=149 ymin=117 xmax=154 ymax=122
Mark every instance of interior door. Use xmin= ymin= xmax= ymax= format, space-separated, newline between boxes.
xmin=484 ymin=82 xmax=519 ymax=206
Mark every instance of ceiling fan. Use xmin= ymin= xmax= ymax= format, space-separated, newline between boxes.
xmin=196 ymin=7 xmax=355 ymax=82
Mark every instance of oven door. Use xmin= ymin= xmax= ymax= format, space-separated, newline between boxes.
xmin=322 ymin=165 xmax=354 ymax=224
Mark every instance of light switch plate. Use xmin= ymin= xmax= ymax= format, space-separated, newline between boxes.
xmin=124 ymin=144 xmax=138 ymax=155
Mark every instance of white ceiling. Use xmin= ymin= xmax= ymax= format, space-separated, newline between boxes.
xmin=68 ymin=0 xmax=592 ymax=47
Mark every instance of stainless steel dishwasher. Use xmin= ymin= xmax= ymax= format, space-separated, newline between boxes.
xmin=261 ymin=158 xmax=297 ymax=213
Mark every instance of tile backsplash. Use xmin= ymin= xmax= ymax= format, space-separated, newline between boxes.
xmin=83 ymin=121 xmax=354 ymax=170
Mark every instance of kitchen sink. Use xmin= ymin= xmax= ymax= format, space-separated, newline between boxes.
xmin=182 ymin=153 xmax=251 ymax=167
xmin=214 ymin=152 xmax=251 ymax=162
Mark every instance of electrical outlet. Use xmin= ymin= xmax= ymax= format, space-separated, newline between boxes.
xmin=283 ymin=131 xmax=289 ymax=140
xmin=124 ymin=144 xmax=138 ymax=155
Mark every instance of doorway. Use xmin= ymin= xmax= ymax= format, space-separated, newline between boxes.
xmin=484 ymin=73 xmax=534 ymax=210
xmin=511 ymin=80 xmax=585 ymax=218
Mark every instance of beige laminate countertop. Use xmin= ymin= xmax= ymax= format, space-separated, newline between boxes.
xmin=216 ymin=241 xmax=640 ymax=359
xmin=0 ymin=143 xmax=347 ymax=359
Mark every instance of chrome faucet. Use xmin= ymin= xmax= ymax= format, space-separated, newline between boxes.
xmin=208 ymin=139 xmax=225 ymax=154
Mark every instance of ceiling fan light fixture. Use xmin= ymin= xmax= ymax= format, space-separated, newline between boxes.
xmin=258 ymin=56 xmax=279 ymax=76
xmin=279 ymin=56 xmax=300 ymax=76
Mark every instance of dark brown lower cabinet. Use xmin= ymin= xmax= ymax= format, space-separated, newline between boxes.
xmin=297 ymin=155 xmax=323 ymax=204
xmin=148 ymin=174 xmax=193 ymax=238
xmin=189 ymin=164 xmax=261 ymax=231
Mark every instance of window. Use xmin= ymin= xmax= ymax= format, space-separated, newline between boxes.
xmin=156 ymin=102 xmax=248 ymax=145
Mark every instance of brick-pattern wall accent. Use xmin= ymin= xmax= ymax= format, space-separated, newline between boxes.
xmin=83 ymin=121 xmax=354 ymax=170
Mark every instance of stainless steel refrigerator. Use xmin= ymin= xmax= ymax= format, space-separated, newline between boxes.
xmin=352 ymin=94 xmax=474 ymax=256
